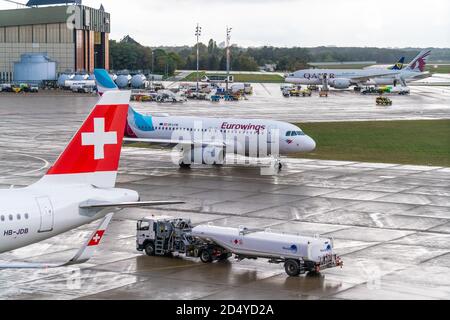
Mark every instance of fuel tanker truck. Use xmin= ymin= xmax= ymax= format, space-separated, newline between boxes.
xmin=136 ymin=216 xmax=343 ymax=276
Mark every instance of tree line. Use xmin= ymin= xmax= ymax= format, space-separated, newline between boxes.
xmin=109 ymin=36 xmax=450 ymax=76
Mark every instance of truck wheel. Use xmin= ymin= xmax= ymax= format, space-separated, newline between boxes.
xmin=200 ymin=250 xmax=213 ymax=263
xmin=284 ymin=259 xmax=301 ymax=277
xmin=144 ymin=242 xmax=155 ymax=256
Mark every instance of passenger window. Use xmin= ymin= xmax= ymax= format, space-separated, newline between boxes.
xmin=17 ymin=214 xmax=21 ymax=220
xmin=9 ymin=215 xmax=13 ymax=221
xmin=25 ymin=213 xmax=29 ymax=219
xmin=0 ymin=215 xmax=4 ymax=222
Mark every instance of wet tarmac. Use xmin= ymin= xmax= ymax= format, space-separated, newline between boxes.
xmin=0 ymin=88 xmax=449 ymax=300
xmin=155 ymin=81 xmax=450 ymax=123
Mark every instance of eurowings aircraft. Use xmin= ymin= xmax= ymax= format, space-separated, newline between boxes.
xmin=95 ymin=69 xmax=316 ymax=170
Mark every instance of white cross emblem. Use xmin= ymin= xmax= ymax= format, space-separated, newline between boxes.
xmin=81 ymin=118 xmax=118 ymax=160
xmin=92 ymin=233 xmax=101 ymax=243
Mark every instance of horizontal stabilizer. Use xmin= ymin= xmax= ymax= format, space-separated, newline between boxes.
xmin=0 ymin=213 xmax=114 ymax=269
xmin=79 ymin=200 xmax=185 ymax=209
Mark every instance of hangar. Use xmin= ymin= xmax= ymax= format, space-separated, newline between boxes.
xmin=0 ymin=0 xmax=110 ymax=82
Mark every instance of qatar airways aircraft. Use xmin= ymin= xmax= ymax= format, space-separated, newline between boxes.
xmin=0 ymin=90 xmax=181 ymax=268
xmin=95 ymin=69 xmax=316 ymax=170
xmin=285 ymin=49 xmax=431 ymax=89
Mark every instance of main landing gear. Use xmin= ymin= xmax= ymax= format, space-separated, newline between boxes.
xmin=179 ymin=162 xmax=191 ymax=169
xmin=273 ymin=157 xmax=283 ymax=171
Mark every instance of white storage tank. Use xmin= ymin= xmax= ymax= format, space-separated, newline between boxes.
xmin=13 ymin=53 xmax=57 ymax=83
xmin=131 ymin=74 xmax=147 ymax=88
xmin=116 ymin=75 xmax=130 ymax=88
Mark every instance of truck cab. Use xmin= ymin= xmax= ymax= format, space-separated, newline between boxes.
xmin=136 ymin=216 xmax=195 ymax=256
xmin=136 ymin=216 xmax=230 ymax=262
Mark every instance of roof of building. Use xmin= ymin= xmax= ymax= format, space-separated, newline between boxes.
xmin=26 ymin=0 xmax=81 ymax=7
xmin=0 ymin=4 xmax=110 ymax=33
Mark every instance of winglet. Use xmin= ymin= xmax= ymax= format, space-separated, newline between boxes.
xmin=65 ymin=213 xmax=114 ymax=265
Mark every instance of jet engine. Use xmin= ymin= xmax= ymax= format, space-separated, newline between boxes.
xmin=178 ymin=146 xmax=225 ymax=167
xmin=330 ymin=78 xmax=352 ymax=89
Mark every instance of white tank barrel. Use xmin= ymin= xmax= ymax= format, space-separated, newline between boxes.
xmin=73 ymin=74 xmax=88 ymax=81
xmin=191 ymin=225 xmax=334 ymax=263
xmin=57 ymin=74 xmax=72 ymax=87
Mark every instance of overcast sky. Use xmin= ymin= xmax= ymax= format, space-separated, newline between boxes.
xmin=1 ymin=0 xmax=449 ymax=48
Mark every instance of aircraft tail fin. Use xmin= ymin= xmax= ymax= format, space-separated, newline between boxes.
xmin=94 ymin=69 xmax=118 ymax=95
xmin=39 ymin=90 xmax=131 ymax=188
xmin=389 ymin=57 xmax=405 ymax=70
xmin=405 ymin=49 xmax=432 ymax=72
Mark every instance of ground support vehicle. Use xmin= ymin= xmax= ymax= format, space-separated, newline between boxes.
xmin=319 ymin=90 xmax=329 ymax=98
xmin=300 ymin=89 xmax=312 ymax=97
xmin=137 ymin=217 xmax=343 ymax=276
xmin=376 ymin=96 xmax=393 ymax=106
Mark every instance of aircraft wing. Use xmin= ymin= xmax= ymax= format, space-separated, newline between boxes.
xmin=124 ymin=137 xmax=225 ymax=148
xmin=351 ymin=71 xmax=400 ymax=82
xmin=409 ymin=72 xmax=432 ymax=81
xmin=0 ymin=213 xmax=114 ymax=269
xmin=79 ymin=200 xmax=184 ymax=209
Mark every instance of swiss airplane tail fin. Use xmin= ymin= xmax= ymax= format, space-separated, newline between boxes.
xmin=405 ymin=49 xmax=432 ymax=72
xmin=94 ymin=69 xmax=118 ymax=95
xmin=39 ymin=90 xmax=131 ymax=188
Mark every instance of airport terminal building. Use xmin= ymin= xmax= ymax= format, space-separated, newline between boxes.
xmin=0 ymin=1 xmax=110 ymax=82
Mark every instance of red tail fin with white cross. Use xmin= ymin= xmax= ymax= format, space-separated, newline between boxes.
xmin=40 ymin=91 xmax=131 ymax=188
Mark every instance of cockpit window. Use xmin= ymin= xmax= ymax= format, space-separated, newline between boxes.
xmin=287 ymin=131 xmax=306 ymax=137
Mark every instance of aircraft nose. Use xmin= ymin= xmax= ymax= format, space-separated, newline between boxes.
xmin=300 ymin=136 xmax=316 ymax=152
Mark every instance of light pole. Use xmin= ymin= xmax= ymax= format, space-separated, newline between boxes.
xmin=195 ymin=23 xmax=202 ymax=93
xmin=226 ymin=26 xmax=232 ymax=92
xmin=151 ymin=49 xmax=155 ymax=83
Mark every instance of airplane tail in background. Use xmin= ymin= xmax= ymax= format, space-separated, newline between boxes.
xmin=405 ymin=49 xmax=432 ymax=72
xmin=40 ymin=90 xmax=131 ymax=188
xmin=94 ymin=69 xmax=118 ymax=95
xmin=389 ymin=57 xmax=405 ymax=70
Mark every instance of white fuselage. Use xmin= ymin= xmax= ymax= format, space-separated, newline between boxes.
xmin=367 ymin=70 xmax=431 ymax=86
xmin=285 ymin=68 xmax=425 ymax=87
xmin=0 ymin=180 xmax=138 ymax=254
xmin=285 ymin=69 xmax=395 ymax=85
xmin=127 ymin=110 xmax=317 ymax=155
